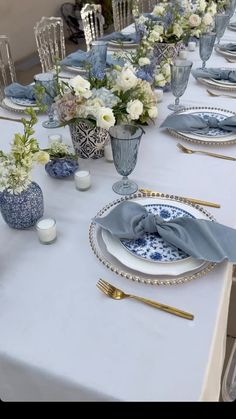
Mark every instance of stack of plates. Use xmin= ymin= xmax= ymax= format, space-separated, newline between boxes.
xmin=89 ymin=193 xmax=216 ymax=285
xmin=1 ymin=96 xmax=39 ymax=113
xmin=167 ymin=106 xmax=236 ymax=146
xmin=215 ymin=44 xmax=236 ymax=61
xmin=197 ymin=75 xmax=236 ymax=91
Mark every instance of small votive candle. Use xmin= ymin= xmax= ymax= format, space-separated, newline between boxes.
xmin=48 ymin=134 xmax=62 ymax=145
xmin=74 ymin=170 xmax=91 ymax=191
xmin=188 ymin=41 xmax=196 ymax=51
xmin=104 ymin=143 xmax=113 ymax=162
xmin=179 ymin=49 xmax=188 ymax=60
xmin=155 ymin=88 xmax=164 ymax=103
xmin=36 ymin=218 xmax=57 ymax=244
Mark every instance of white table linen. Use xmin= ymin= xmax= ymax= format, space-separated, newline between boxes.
xmin=0 ymin=28 xmax=236 ymax=401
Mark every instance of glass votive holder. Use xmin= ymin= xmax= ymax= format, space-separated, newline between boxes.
xmin=74 ymin=170 xmax=91 ymax=191
xmin=188 ymin=41 xmax=196 ymax=51
xmin=154 ymin=88 xmax=164 ymax=103
xmin=104 ymin=143 xmax=113 ymax=162
xmin=48 ymin=134 xmax=62 ymax=145
xmin=179 ymin=49 xmax=188 ymax=60
xmin=36 ymin=218 xmax=57 ymax=244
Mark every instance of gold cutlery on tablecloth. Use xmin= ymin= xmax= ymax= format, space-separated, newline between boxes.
xmin=177 ymin=142 xmax=236 ymax=161
xmin=97 ymin=279 xmax=194 ymax=320
xmin=139 ymin=189 xmax=220 ymax=209
xmin=206 ymin=89 xmax=236 ymax=99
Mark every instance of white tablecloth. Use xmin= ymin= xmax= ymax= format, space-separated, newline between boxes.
xmin=0 ymin=28 xmax=236 ymax=401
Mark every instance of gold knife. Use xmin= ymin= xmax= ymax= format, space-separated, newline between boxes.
xmin=139 ymin=189 xmax=220 ymax=208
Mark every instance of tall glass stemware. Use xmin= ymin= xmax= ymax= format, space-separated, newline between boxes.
xmin=89 ymin=40 xmax=107 ymax=79
xmin=34 ymin=72 xmax=60 ymax=129
xmin=226 ymin=0 xmax=236 ymax=20
xmin=199 ymin=32 xmax=216 ymax=69
xmin=168 ymin=60 xmax=193 ymax=112
xmin=109 ymin=125 xmax=144 ymax=195
xmin=215 ymin=14 xmax=230 ymax=45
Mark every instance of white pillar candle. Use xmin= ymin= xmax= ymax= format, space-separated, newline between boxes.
xmin=179 ymin=50 xmax=188 ymax=60
xmin=36 ymin=218 xmax=57 ymax=244
xmin=48 ymin=134 xmax=62 ymax=145
xmin=104 ymin=143 xmax=113 ymax=162
xmin=154 ymin=88 xmax=164 ymax=103
xmin=188 ymin=41 xmax=196 ymax=51
xmin=74 ymin=170 xmax=91 ymax=191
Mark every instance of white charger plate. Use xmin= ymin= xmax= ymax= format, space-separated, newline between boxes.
xmin=215 ymin=44 xmax=236 ymax=59
xmin=89 ymin=193 xmax=216 ymax=285
xmin=168 ymin=106 xmax=236 ymax=146
xmin=197 ymin=77 xmax=236 ymax=92
xmin=1 ymin=97 xmax=40 ymax=114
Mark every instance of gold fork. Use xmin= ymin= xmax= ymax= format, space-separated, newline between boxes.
xmin=97 ymin=279 xmax=194 ymax=320
xmin=207 ymin=89 xmax=236 ymax=99
xmin=177 ymin=142 xmax=236 ymax=161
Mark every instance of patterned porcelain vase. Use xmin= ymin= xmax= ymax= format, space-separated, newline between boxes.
xmin=69 ymin=120 xmax=110 ymax=159
xmin=45 ymin=157 xmax=79 ymax=179
xmin=153 ymin=41 xmax=183 ymax=65
xmin=0 ymin=182 xmax=44 ymax=229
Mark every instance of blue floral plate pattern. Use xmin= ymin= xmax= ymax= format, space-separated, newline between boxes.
xmin=10 ymin=97 xmax=37 ymax=107
xmin=191 ymin=111 xmax=229 ymax=137
xmin=120 ymin=204 xmax=195 ymax=263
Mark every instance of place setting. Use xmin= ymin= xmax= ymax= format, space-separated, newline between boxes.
xmin=1 ymin=81 xmax=40 ymax=113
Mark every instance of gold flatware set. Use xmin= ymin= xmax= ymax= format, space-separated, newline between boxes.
xmin=206 ymin=89 xmax=236 ymax=99
xmin=177 ymin=142 xmax=236 ymax=161
xmin=97 ymin=279 xmax=194 ymax=320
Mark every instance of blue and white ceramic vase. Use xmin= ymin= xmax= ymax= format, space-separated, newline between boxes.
xmin=45 ymin=157 xmax=79 ymax=178
xmin=0 ymin=182 xmax=44 ymax=229
xmin=69 ymin=119 xmax=110 ymax=159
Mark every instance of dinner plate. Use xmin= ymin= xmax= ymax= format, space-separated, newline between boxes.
xmin=197 ymin=77 xmax=236 ymax=92
xmin=228 ymin=23 xmax=236 ymax=31
xmin=64 ymin=65 xmax=87 ymax=74
xmin=89 ymin=193 xmax=216 ymax=285
xmin=167 ymin=107 xmax=236 ymax=145
xmin=215 ymin=44 xmax=236 ymax=59
xmin=10 ymin=97 xmax=37 ymax=107
xmin=1 ymin=97 xmax=40 ymax=114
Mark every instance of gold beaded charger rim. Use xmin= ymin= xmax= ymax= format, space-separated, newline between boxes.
xmin=89 ymin=192 xmax=217 ymax=286
xmin=167 ymin=106 xmax=236 ymax=146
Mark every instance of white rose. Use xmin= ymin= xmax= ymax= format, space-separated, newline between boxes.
xmin=69 ymin=75 xmax=92 ymax=99
xmin=116 ymin=68 xmax=139 ymax=92
xmin=155 ymin=73 xmax=166 ymax=87
xmin=173 ymin=23 xmax=183 ymax=39
xmin=137 ymin=15 xmax=148 ymax=24
xmin=162 ymin=63 xmax=171 ymax=77
xmin=203 ymin=13 xmax=213 ymax=26
xmin=96 ymin=107 xmax=116 ymax=130
xmin=153 ymin=24 xmax=164 ymax=35
xmin=189 ymin=14 xmax=201 ymax=27
xmin=138 ymin=57 xmax=151 ymax=66
xmin=153 ymin=5 xmax=165 ymax=16
xmin=126 ymin=99 xmax=143 ymax=120
xmin=148 ymin=106 xmax=158 ymax=119
xmin=207 ymin=3 xmax=217 ymax=15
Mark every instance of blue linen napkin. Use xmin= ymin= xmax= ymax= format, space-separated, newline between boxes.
xmin=160 ymin=113 xmax=236 ymax=134
xmin=220 ymin=43 xmax=236 ymax=52
xmin=192 ymin=68 xmax=236 ymax=82
xmin=60 ymin=49 xmax=91 ymax=67
xmin=4 ymin=83 xmax=36 ymax=100
xmin=94 ymin=201 xmax=236 ymax=263
xmin=100 ymin=32 xmax=137 ymax=42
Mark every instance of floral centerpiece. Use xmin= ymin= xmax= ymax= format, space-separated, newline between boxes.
xmin=55 ymin=65 xmax=158 ymax=159
xmin=0 ymin=108 xmax=50 ymax=229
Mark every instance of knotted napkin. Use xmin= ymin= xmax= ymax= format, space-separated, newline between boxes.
xmin=192 ymin=68 xmax=236 ymax=82
xmin=4 ymin=83 xmax=36 ymax=100
xmin=60 ymin=49 xmax=91 ymax=67
xmin=100 ymin=32 xmax=137 ymax=42
xmin=94 ymin=201 xmax=236 ymax=263
xmin=160 ymin=113 xmax=236 ymax=134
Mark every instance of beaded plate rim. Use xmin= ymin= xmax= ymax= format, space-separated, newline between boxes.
xmin=89 ymin=192 xmax=217 ymax=286
xmin=167 ymin=106 xmax=236 ymax=146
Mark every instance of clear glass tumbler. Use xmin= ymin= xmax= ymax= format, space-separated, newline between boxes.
xmin=109 ymin=125 xmax=144 ymax=195
xmin=168 ymin=60 xmax=193 ymax=112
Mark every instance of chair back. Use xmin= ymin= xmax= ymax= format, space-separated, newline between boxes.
xmin=34 ymin=16 xmax=66 ymax=72
xmin=0 ymin=35 xmax=16 ymax=99
xmin=112 ymin=0 xmax=134 ymax=32
xmin=81 ymin=4 xmax=104 ymax=50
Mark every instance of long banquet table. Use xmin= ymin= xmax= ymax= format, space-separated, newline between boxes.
xmin=1 ymin=27 xmax=236 ymax=402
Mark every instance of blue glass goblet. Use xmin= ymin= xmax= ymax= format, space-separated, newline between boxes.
xmin=109 ymin=125 xmax=144 ymax=195
xmin=215 ymin=14 xmax=230 ymax=45
xmin=168 ymin=60 xmax=193 ymax=112
xmin=34 ymin=72 xmax=60 ymax=129
xmin=199 ymin=32 xmax=216 ymax=69
xmin=89 ymin=41 xmax=107 ymax=80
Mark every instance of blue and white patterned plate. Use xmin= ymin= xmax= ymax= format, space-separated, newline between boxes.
xmin=120 ymin=204 xmax=194 ymax=263
xmin=191 ymin=111 xmax=229 ymax=137
xmin=10 ymin=97 xmax=37 ymax=107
